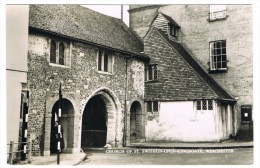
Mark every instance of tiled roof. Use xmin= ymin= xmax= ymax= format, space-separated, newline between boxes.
xmin=159 ymin=12 xmax=181 ymax=28
xmin=29 ymin=5 xmax=148 ymax=59
xmin=155 ymin=28 xmax=235 ymax=101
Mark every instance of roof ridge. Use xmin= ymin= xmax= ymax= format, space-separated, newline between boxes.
xmin=29 ymin=4 xmax=144 ymax=56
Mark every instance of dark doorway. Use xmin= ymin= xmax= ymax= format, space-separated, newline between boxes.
xmin=130 ymin=101 xmax=142 ymax=143
xmin=81 ymin=95 xmax=107 ymax=148
xmin=50 ymin=99 xmax=74 ymax=154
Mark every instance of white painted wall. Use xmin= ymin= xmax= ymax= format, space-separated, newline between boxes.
xmin=6 ymin=5 xmax=29 ymax=72
xmin=6 ymin=5 xmax=29 ymax=144
xmin=146 ymin=101 xmax=220 ymax=142
xmin=6 ymin=71 xmax=27 ymax=143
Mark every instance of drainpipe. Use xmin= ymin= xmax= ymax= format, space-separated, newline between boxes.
xmin=124 ymin=57 xmax=128 ymax=146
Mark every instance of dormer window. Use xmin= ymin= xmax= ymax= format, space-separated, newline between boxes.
xmin=168 ymin=22 xmax=180 ymax=38
xmin=170 ymin=24 xmax=178 ymax=37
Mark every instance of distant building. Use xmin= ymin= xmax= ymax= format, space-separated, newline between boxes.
xmin=129 ymin=5 xmax=253 ymax=141
xmin=6 ymin=5 xmax=29 ymax=160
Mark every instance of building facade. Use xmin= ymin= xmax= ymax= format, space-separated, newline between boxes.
xmin=7 ymin=5 xmax=150 ymax=157
xmin=129 ymin=5 xmax=253 ymax=141
xmin=6 ymin=4 xmax=253 ymax=159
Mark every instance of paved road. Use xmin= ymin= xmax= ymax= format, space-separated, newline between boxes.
xmin=79 ymin=148 xmax=253 ymax=165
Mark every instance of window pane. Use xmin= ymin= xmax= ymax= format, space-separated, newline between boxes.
xmin=153 ymin=65 xmax=157 ymax=80
xmin=153 ymin=101 xmax=158 ymax=112
xmin=222 ymin=41 xmax=226 ymax=48
xmin=50 ymin=40 xmax=56 ymax=63
xmin=222 ymin=48 xmax=226 ymax=54
xmin=104 ymin=52 xmax=108 ymax=72
xmin=59 ymin=43 xmax=65 ymax=65
xmin=216 ymin=42 xmax=221 ymax=48
xmin=202 ymin=100 xmax=207 ymax=110
xmin=216 ymin=49 xmax=221 ymax=55
xmin=222 ymin=55 xmax=227 ymax=68
xmin=208 ymin=100 xmax=213 ymax=110
xmin=197 ymin=100 xmax=201 ymax=110
xmin=98 ymin=50 xmax=102 ymax=71
xmin=107 ymin=54 xmax=112 ymax=73
xmin=213 ymin=42 xmax=217 ymax=48
xmin=148 ymin=66 xmax=153 ymax=80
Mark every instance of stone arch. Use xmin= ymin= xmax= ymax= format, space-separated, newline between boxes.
xmin=130 ymin=101 xmax=143 ymax=143
xmin=50 ymin=98 xmax=74 ymax=154
xmin=80 ymin=87 xmax=122 ymax=148
xmin=44 ymin=92 xmax=79 ymax=156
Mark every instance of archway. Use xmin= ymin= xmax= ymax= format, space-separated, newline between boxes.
xmin=50 ymin=99 xmax=74 ymax=154
xmin=130 ymin=101 xmax=142 ymax=143
xmin=81 ymin=95 xmax=107 ymax=148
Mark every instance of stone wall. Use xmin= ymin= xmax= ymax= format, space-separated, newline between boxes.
xmin=27 ymin=31 xmax=146 ymax=155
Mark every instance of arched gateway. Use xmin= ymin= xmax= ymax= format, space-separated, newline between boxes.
xmin=81 ymin=89 xmax=122 ymax=148
xmin=50 ymin=98 xmax=74 ymax=154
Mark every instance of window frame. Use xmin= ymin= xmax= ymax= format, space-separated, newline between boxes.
xmin=146 ymin=101 xmax=159 ymax=113
xmin=170 ymin=24 xmax=178 ymax=37
xmin=196 ymin=100 xmax=214 ymax=111
xmin=145 ymin=64 xmax=158 ymax=81
xmin=209 ymin=40 xmax=227 ymax=72
xmin=49 ymin=38 xmax=71 ymax=67
xmin=97 ymin=49 xmax=113 ymax=74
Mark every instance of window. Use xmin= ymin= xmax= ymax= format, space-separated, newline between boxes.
xmin=209 ymin=40 xmax=227 ymax=71
xmin=49 ymin=39 xmax=70 ymax=66
xmin=146 ymin=101 xmax=159 ymax=112
xmin=50 ymin=40 xmax=56 ymax=63
xmin=196 ymin=100 xmax=213 ymax=111
xmin=170 ymin=24 xmax=178 ymax=37
xmin=209 ymin=5 xmax=227 ymax=21
xmin=98 ymin=49 xmax=113 ymax=73
xmin=145 ymin=64 xmax=158 ymax=81
xmin=59 ymin=43 xmax=65 ymax=65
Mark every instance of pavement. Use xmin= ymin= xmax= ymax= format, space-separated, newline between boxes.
xmin=129 ymin=139 xmax=254 ymax=149
xmin=19 ymin=139 xmax=253 ymax=165
xmin=25 ymin=152 xmax=86 ymax=165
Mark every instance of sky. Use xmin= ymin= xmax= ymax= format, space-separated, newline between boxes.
xmin=82 ymin=5 xmax=130 ymax=26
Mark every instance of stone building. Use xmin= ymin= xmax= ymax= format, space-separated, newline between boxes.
xmin=23 ymin=5 xmax=149 ymax=156
xmin=7 ymin=4 xmax=253 ymax=159
xmin=129 ymin=5 xmax=253 ymax=141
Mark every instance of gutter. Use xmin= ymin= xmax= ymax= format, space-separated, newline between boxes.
xmin=29 ymin=27 xmax=150 ymax=62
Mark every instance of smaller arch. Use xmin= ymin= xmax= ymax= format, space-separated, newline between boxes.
xmin=130 ymin=101 xmax=143 ymax=143
xmin=50 ymin=98 xmax=74 ymax=154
